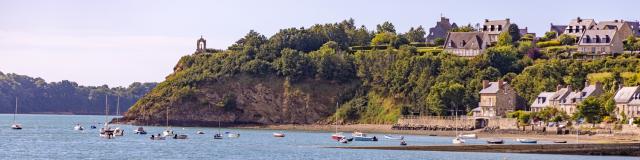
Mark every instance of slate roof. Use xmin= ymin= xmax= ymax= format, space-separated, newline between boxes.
xmin=614 ymin=86 xmax=640 ymax=103
xmin=596 ymin=21 xmax=626 ymax=30
xmin=550 ymin=24 xmax=567 ymax=35
xmin=578 ymin=30 xmax=617 ymax=45
xmin=479 ymin=82 xmax=508 ymax=94
xmin=549 ymin=88 xmax=571 ymax=101
xmin=531 ymin=92 xmax=555 ymax=108
xmin=444 ymin=32 xmax=486 ymax=49
xmin=568 ymin=18 xmax=595 ymax=27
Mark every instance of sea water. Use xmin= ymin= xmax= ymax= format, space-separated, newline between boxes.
xmin=0 ymin=114 xmax=634 ymax=160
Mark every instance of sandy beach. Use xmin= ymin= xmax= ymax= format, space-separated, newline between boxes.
xmin=236 ymin=124 xmax=640 ymax=144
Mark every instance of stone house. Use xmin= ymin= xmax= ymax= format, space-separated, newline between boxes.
xmin=576 ymin=29 xmax=624 ymax=57
xmin=531 ymin=82 xmax=603 ymax=115
xmin=626 ymin=21 xmax=640 ymax=37
xmin=474 ymin=80 xmax=517 ymax=117
xmin=549 ymin=23 xmax=567 ymax=37
xmin=426 ymin=16 xmax=457 ymax=43
xmin=481 ymin=19 xmax=510 ymax=44
xmin=443 ymin=32 xmax=488 ymax=57
xmin=614 ymin=86 xmax=640 ymax=120
xmin=564 ymin=17 xmax=597 ymax=42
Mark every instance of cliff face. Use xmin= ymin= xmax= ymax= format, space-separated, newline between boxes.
xmin=122 ymin=74 xmax=358 ymax=126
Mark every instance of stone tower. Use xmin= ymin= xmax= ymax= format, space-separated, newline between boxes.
xmin=196 ymin=36 xmax=206 ymax=53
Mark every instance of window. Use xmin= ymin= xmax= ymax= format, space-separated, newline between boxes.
xmin=498 ymin=25 xmax=502 ymax=31
xmin=462 ymin=40 xmax=467 ymax=46
xmin=605 ymin=35 xmax=611 ymax=43
xmin=483 ymin=25 xmax=487 ymax=31
xmin=568 ymin=26 xmax=573 ymax=33
xmin=582 ymin=25 xmax=587 ymax=32
xmin=490 ymin=25 xmax=495 ymax=31
xmin=595 ymin=35 xmax=600 ymax=43
xmin=592 ymin=47 xmax=596 ymax=53
xmin=575 ymin=26 xmax=580 ymax=33
xmin=585 ymin=35 xmax=591 ymax=43
xmin=449 ymin=41 xmax=454 ymax=47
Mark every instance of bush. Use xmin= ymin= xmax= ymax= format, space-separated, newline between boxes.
xmin=536 ymin=40 xmax=561 ymax=48
xmin=558 ymin=34 xmax=576 ymax=45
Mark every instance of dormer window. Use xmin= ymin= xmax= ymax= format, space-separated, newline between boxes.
xmin=582 ymin=25 xmax=587 ymax=32
xmin=490 ymin=25 xmax=495 ymax=31
xmin=449 ymin=41 xmax=454 ymax=47
xmin=605 ymin=35 xmax=611 ymax=43
xmin=585 ymin=35 xmax=591 ymax=43
xmin=575 ymin=26 xmax=580 ymax=33
xmin=498 ymin=25 xmax=502 ymax=31
xmin=483 ymin=25 xmax=487 ymax=31
xmin=462 ymin=40 xmax=467 ymax=46
xmin=595 ymin=35 xmax=601 ymax=43
xmin=568 ymin=26 xmax=573 ymax=33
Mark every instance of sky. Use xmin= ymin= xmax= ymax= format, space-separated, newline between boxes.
xmin=0 ymin=0 xmax=638 ymax=87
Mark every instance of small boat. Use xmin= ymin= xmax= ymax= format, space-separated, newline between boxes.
xmin=99 ymin=95 xmax=114 ymax=139
xmin=150 ymin=135 xmax=165 ymax=140
xmin=339 ymin=138 xmax=349 ymax=143
xmin=227 ymin=133 xmax=240 ymax=138
xmin=99 ymin=127 xmax=115 ymax=139
xmin=214 ymin=133 xmax=223 ymax=139
xmin=113 ymin=128 xmax=124 ymax=136
xmin=331 ymin=132 xmax=345 ymax=141
xmin=516 ymin=138 xmax=537 ymax=143
xmin=352 ymin=132 xmax=378 ymax=141
xmin=459 ymin=133 xmax=477 ymax=139
xmin=553 ymin=140 xmax=567 ymax=143
xmin=487 ymin=139 xmax=504 ymax=144
xmin=400 ymin=140 xmax=407 ymax=146
xmin=196 ymin=131 xmax=205 ymax=134
xmin=428 ymin=134 xmax=437 ymax=136
xmin=173 ymin=134 xmax=188 ymax=139
xmin=134 ymin=127 xmax=147 ymax=134
xmin=384 ymin=135 xmax=404 ymax=140
xmin=11 ymin=97 xmax=22 ymax=130
xmin=74 ymin=124 xmax=84 ymax=131
xmin=452 ymin=137 xmax=465 ymax=144
xmin=162 ymin=130 xmax=175 ymax=137
xmin=90 ymin=125 xmax=97 ymax=129
xmin=273 ymin=132 xmax=285 ymax=137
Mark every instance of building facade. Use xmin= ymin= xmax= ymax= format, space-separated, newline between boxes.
xmin=474 ymin=80 xmax=517 ymax=117
xmin=481 ymin=19 xmax=510 ymax=44
xmin=426 ymin=16 xmax=457 ymax=43
xmin=614 ymin=86 xmax=640 ymax=120
xmin=530 ymin=82 xmax=603 ymax=115
xmin=443 ymin=32 xmax=488 ymax=57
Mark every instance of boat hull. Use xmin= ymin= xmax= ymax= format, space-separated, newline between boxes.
xmin=353 ymin=136 xmax=378 ymax=141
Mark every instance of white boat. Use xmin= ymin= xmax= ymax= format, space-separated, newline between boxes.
xmin=227 ymin=133 xmax=240 ymax=138
xmin=384 ymin=135 xmax=404 ymax=140
xmin=196 ymin=131 xmax=205 ymax=134
xmin=113 ymin=127 xmax=124 ymax=136
xmin=134 ymin=127 xmax=147 ymax=134
xmin=173 ymin=134 xmax=188 ymax=139
xmin=452 ymin=137 xmax=465 ymax=144
xmin=74 ymin=124 xmax=84 ymax=131
xmin=11 ymin=97 xmax=22 ymax=130
xmin=214 ymin=133 xmax=223 ymax=139
xmin=150 ymin=135 xmax=165 ymax=140
xmin=99 ymin=95 xmax=114 ymax=139
xmin=273 ymin=132 xmax=285 ymax=137
xmin=459 ymin=133 xmax=477 ymax=139
xmin=352 ymin=131 xmax=377 ymax=141
xmin=516 ymin=138 xmax=537 ymax=143
xmin=339 ymin=137 xmax=349 ymax=143
xmin=162 ymin=129 xmax=175 ymax=137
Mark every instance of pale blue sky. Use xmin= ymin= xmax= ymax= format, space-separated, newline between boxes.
xmin=1 ymin=0 xmax=637 ymax=87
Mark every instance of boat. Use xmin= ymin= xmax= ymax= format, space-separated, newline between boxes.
xmin=428 ymin=134 xmax=437 ymax=136
xmin=331 ymin=102 xmax=344 ymax=141
xmin=11 ymin=97 xmax=22 ymax=130
xmin=162 ymin=105 xmax=175 ymax=137
xmin=352 ymin=132 xmax=377 ymax=141
xmin=553 ymin=140 xmax=567 ymax=143
xmin=400 ymin=140 xmax=407 ymax=146
xmin=134 ymin=127 xmax=147 ymax=134
xmin=487 ymin=139 xmax=504 ymax=144
xmin=384 ymin=135 xmax=404 ymax=140
xmin=196 ymin=131 xmax=205 ymax=134
xmin=99 ymin=95 xmax=115 ymax=139
xmin=173 ymin=134 xmax=188 ymax=139
xmin=339 ymin=137 xmax=349 ymax=143
xmin=112 ymin=97 xmax=124 ymax=136
xmin=273 ymin=132 xmax=285 ymax=137
xmin=150 ymin=134 xmax=165 ymax=140
xmin=90 ymin=125 xmax=97 ymax=129
xmin=516 ymin=138 xmax=537 ymax=143
xmin=227 ymin=133 xmax=240 ymax=138
xmin=452 ymin=137 xmax=465 ymax=144
xmin=113 ymin=127 xmax=124 ymax=136
xmin=74 ymin=124 xmax=84 ymax=131
xmin=459 ymin=133 xmax=477 ymax=139
xmin=214 ymin=133 xmax=223 ymax=139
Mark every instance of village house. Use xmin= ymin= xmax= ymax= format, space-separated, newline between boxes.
xmin=530 ymin=82 xmax=603 ymax=115
xmin=549 ymin=23 xmax=567 ymax=37
xmin=563 ymin=17 xmax=597 ymax=42
xmin=473 ymin=80 xmax=517 ymax=117
xmin=614 ymin=86 xmax=640 ymax=120
xmin=481 ymin=19 xmax=510 ymax=44
xmin=443 ymin=32 xmax=488 ymax=57
xmin=426 ymin=16 xmax=457 ymax=43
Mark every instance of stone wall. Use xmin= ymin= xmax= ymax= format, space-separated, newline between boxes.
xmin=397 ymin=116 xmax=517 ymax=129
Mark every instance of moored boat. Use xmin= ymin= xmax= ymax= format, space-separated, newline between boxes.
xmin=487 ymin=139 xmax=504 ymax=144
xmin=383 ymin=135 xmax=404 ymax=140
xmin=162 ymin=129 xmax=175 ymax=137
xmin=196 ymin=131 xmax=205 ymax=134
xmin=273 ymin=132 xmax=285 ymax=137
xmin=11 ymin=97 xmax=22 ymax=130
xmin=459 ymin=133 xmax=477 ymax=139
xmin=553 ymin=140 xmax=567 ymax=143
xmin=150 ymin=134 xmax=165 ymax=140
xmin=331 ymin=133 xmax=345 ymax=141
xmin=516 ymin=138 xmax=537 ymax=143
xmin=134 ymin=127 xmax=147 ymax=134
xmin=74 ymin=124 xmax=84 ymax=131
xmin=452 ymin=137 xmax=465 ymax=144
xmin=214 ymin=133 xmax=223 ymax=139
xmin=227 ymin=133 xmax=240 ymax=138
xmin=173 ymin=134 xmax=188 ymax=139
xmin=113 ymin=127 xmax=124 ymax=136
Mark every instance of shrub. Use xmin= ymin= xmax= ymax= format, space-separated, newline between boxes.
xmin=536 ymin=40 xmax=561 ymax=48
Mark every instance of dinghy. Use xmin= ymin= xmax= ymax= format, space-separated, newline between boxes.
xmin=553 ymin=140 xmax=567 ymax=143
xmin=459 ymin=133 xmax=477 ymax=139
xmin=173 ymin=134 xmax=188 ymax=139
xmin=383 ymin=135 xmax=404 ymax=140
xmin=74 ymin=124 xmax=84 ymax=131
xmin=487 ymin=139 xmax=504 ymax=144
xmin=227 ymin=133 xmax=240 ymax=138
xmin=452 ymin=137 xmax=465 ymax=144
xmin=214 ymin=133 xmax=223 ymax=139
xmin=150 ymin=134 xmax=165 ymax=140
xmin=516 ymin=138 xmax=537 ymax=143
xmin=134 ymin=127 xmax=147 ymax=134
xmin=352 ymin=132 xmax=377 ymax=141
xmin=273 ymin=132 xmax=285 ymax=137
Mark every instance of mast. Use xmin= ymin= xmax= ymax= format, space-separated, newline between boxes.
xmin=116 ymin=96 xmax=120 ymax=124
xmin=166 ymin=105 xmax=169 ymax=129
xmin=335 ymin=101 xmax=338 ymax=133
xmin=13 ymin=97 xmax=17 ymax=123
xmin=105 ymin=95 xmax=109 ymax=127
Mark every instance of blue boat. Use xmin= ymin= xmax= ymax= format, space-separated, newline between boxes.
xmin=352 ymin=132 xmax=378 ymax=141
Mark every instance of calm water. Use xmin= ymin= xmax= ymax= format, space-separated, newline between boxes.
xmin=0 ymin=114 xmax=635 ymax=160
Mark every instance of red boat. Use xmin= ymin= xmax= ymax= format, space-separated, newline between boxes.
xmin=331 ymin=133 xmax=345 ymax=141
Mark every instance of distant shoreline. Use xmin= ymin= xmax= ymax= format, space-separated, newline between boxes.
xmin=236 ymin=124 xmax=640 ymax=144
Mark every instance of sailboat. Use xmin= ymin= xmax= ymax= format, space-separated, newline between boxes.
xmin=331 ymin=101 xmax=345 ymax=141
xmin=74 ymin=124 xmax=84 ymax=131
xmin=214 ymin=120 xmax=223 ymax=139
xmin=451 ymin=106 xmax=465 ymax=144
xmin=134 ymin=106 xmax=147 ymax=134
xmin=11 ymin=97 xmax=22 ymax=130
xmin=162 ymin=105 xmax=176 ymax=137
xmin=100 ymin=95 xmax=115 ymax=139
xmin=112 ymin=96 xmax=124 ymax=136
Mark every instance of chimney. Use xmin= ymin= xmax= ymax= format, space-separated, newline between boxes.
xmin=497 ymin=80 xmax=504 ymax=90
xmin=485 ymin=19 xmax=489 ymax=22
xmin=482 ymin=80 xmax=490 ymax=89
xmin=615 ymin=19 xmax=619 ymax=23
xmin=556 ymin=84 xmax=563 ymax=91
xmin=577 ymin=17 xmax=582 ymax=23
xmin=506 ymin=18 xmax=510 ymax=24
xmin=567 ymin=85 xmax=573 ymax=92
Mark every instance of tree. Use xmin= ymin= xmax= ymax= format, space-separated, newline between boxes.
xmin=376 ymin=21 xmax=396 ymax=33
xmin=508 ymin=24 xmax=521 ymax=43
xmin=433 ymin=38 xmax=445 ymax=46
xmin=404 ymin=26 xmax=426 ymax=43
xmin=273 ymin=48 xmax=313 ymax=82
xmin=542 ymin=31 xmax=557 ymax=41
xmin=520 ymin=34 xmax=535 ymax=41
xmin=497 ymin=31 xmax=513 ymax=47
xmin=575 ymin=97 xmax=605 ymax=127
xmin=625 ymin=35 xmax=639 ymax=51
xmin=449 ymin=24 xmax=477 ymax=32
xmin=370 ymin=32 xmax=397 ymax=46
xmin=349 ymin=25 xmax=373 ymax=46
xmin=557 ymin=34 xmax=576 ymax=45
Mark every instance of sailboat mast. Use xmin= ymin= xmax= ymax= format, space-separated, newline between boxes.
xmin=105 ymin=95 xmax=109 ymax=127
xmin=166 ymin=105 xmax=169 ymax=129
xmin=14 ymin=97 xmax=17 ymax=123
xmin=335 ymin=101 xmax=338 ymax=133
xmin=116 ymin=96 xmax=120 ymax=116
